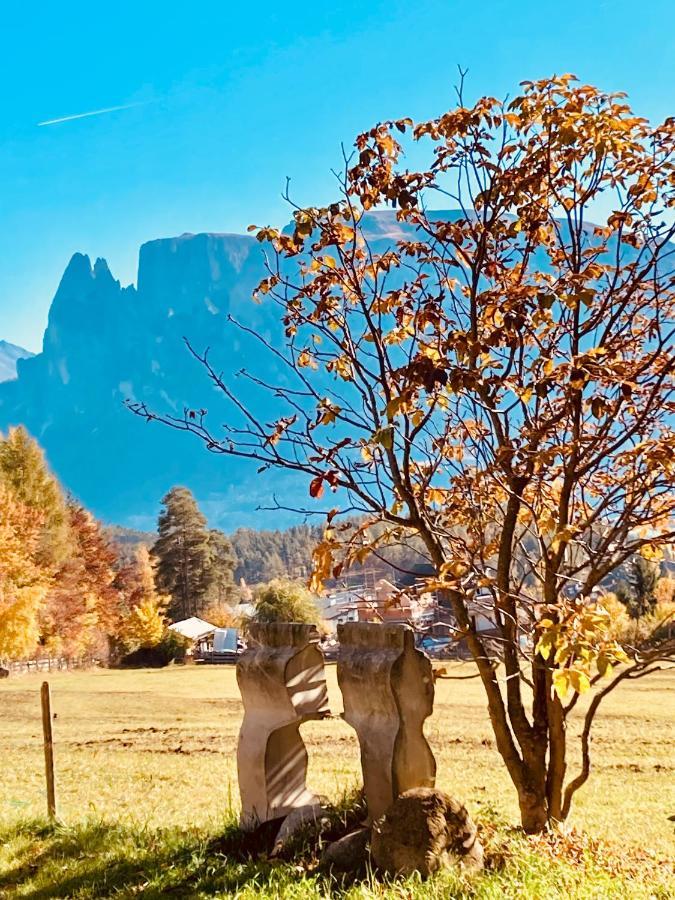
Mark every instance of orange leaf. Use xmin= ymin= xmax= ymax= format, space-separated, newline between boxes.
xmin=309 ymin=476 xmax=324 ymax=499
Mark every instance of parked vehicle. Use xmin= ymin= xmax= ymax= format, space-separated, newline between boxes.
xmin=417 ymin=635 xmax=454 ymax=659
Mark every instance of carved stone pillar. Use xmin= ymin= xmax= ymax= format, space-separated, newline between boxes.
xmin=236 ymin=622 xmax=329 ymax=829
xmin=337 ymin=622 xmax=436 ymax=822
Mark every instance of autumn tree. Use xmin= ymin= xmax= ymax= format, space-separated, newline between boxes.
xmin=131 ymin=76 xmax=675 ymax=832
xmin=41 ymin=501 xmax=120 ymax=658
xmin=116 ymin=545 xmax=167 ymax=650
xmin=0 ymin=480 xmax=49 ymax=660
xmin=202 ymin=600 xmax=238 ymax=628
xmin=0 ymin=426 xmax=71 ymax=567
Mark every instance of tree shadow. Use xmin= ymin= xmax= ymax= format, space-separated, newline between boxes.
xmin=0 ymin=820 xmax=188 ymax=898
xmin=0 ymin=797 xmax=370 ymax=899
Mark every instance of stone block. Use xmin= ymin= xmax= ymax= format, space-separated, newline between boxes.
xmin=337 ymin=622 xmax=436 ymax=822
xmin=236 ymin=622 xmax=329 ymax=829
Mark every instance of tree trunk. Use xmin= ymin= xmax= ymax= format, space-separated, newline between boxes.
xmin=518 ymin=783 xmax=549 ymax=834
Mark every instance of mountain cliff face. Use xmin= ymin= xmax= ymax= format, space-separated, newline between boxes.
xmin=0 ymin=340 xmax=34 ymax=382
xmin=0 ymin=229 xmax=287 ymax=529
xmin=0 ymin=212 xmax=458 ymax=529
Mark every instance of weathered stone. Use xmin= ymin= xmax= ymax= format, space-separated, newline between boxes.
xmin=272 ymin=802 xmax=331 ymax=855
xmin=321 ymin=827 xmax=370 ymax=872
xmin=337 ymin=622 xmax=436 ymax=822
xmin=370 ymin=787 xmax=483 ymax=877
xmin=236 ymin=623 xmax=330 ymax=830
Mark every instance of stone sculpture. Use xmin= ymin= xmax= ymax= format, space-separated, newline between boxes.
xmin=236 ymin=622 xmax=329 ymax=829
xmin=337 ymin=622 xmax=436 ymax=822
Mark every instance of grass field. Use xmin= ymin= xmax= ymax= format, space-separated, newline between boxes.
xmin=0 ymin=663 xmax=673 ymax=897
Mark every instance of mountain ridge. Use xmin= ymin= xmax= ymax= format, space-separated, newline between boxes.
xmin=0 ymin=223 xmax=322 ymax=529
xmin=0 ymin=211 xmax=462 ymax=529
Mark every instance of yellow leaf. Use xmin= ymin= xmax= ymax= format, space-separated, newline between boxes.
xmin=552 ymin=670 xmax=570 ymax=700
xmin=551 ymin=526 xmax=577 ymax=553
xmin=298 ymin=349 xmax=318 ymax=369
xmin=536 ymin=634 xmax=553 ymax=660
xmin=640 ymin=543 xmax=663 ymax=562
xmin=372 ymin=426 xmax=394 ymax=450
xmin=568 ymin=669 xmax=591 ymax=693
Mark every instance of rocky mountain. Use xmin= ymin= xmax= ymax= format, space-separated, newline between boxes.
xmin=0 ymin=230 xmax=288 ymax=529
xmin=0 ymin=340 xmax=34 ymax=382
xmin=0 ymin=212 xmax=460 ymax=530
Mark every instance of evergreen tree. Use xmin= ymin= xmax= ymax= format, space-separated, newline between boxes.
xmin=204 ymin=529 xmax=238 ymax=605
xmin=615 ymin=555 xmax=662 ymax=619
xmin=152 ymin=487 xmax=213 ymax=620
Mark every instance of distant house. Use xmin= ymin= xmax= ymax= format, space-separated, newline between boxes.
xmin=168 ymin=618 xmax=243 ymax=663
xmin=168 ymin=617 xmax=217 ymax=658
xmin=321 ymin=580 xmax=427 ymax=630
xmin=204 ymin=627 xmax=242 ymax=663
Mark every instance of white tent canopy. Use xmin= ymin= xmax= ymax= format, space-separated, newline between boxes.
xmin=168 ymin=617 xmax=216 ymax=642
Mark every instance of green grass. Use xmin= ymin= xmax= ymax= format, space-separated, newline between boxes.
xmin=0 ymin=664 xmax=673 ymax=897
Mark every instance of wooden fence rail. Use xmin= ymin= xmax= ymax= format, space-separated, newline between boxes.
xmin=0 ymin=656 xmax=99 ymax=677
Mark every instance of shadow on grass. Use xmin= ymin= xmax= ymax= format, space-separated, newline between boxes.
xmin=4 ymin=803 xmax=660 ymax=899
xmin=0 ymin=820 xmax=194 ymax=898
xmin=0 ymin=796 xmax=371 ymax=899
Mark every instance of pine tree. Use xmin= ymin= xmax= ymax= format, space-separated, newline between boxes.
xmin=152 ymin=487 xmax=213 ymax=620
xmin=615 ymin=555 xmax=662 ymax=619
xmin=204 ymin=529 xmax=237 ymax=605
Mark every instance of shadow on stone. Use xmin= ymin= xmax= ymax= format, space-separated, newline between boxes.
xmin=337 ymin=622 xmax=436 ymax=823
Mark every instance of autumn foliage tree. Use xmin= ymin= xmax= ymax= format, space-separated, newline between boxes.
xmin=0 ymin=481 xmax=49 ymax=659
xmin=0 ymin=428 xmax=144 ymax=663
xmin=249 ymin=578 xmax=319 ymax=626
xmin=131 ymin=76 xmax=675 ymax=832
xmin=115 ymin=545 xmax=167 ymax=651
xmin=41 ymin=501 xmax=121 ymax=658
xmin=0 ymin=425 xmax=71 ymax=567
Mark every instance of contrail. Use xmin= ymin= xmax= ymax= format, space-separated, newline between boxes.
xmin=37 ymin=101 xmax=148 ymax=127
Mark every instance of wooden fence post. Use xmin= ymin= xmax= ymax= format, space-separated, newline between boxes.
xmin=40 ymin=681 xmax=57 ymax=821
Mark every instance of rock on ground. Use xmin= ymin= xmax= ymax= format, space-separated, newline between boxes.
xmin=321 ymin=827 xmax=370 ymax=872
xmin=272 ymin=803 xmax=331 ymax=855
xmin=370 ymin=787 xmax=483 ymax=877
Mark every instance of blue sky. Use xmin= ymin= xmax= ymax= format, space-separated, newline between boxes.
xmin=2 ymin=0 xmax=675 ymax=351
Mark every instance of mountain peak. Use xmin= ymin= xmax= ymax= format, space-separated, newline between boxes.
xmin=0 ymin=210 xmax=464 ymax=527
xmin=0 ymin=340 xmax=34 ymax=383
xmin=60 ymin=252 xmax=93 ymax=284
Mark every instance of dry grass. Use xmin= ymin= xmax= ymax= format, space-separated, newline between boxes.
xmin=0 ymin=662 xmax=672 ymax=852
